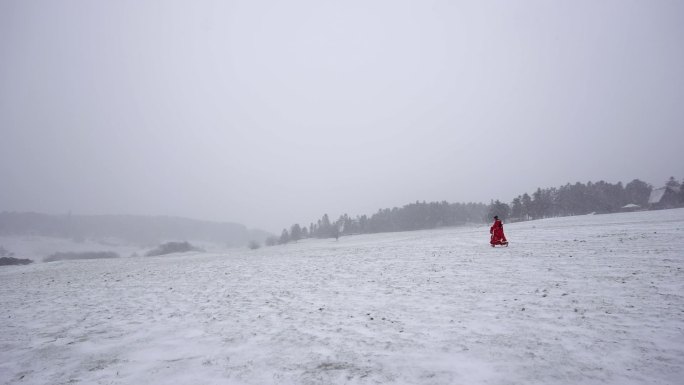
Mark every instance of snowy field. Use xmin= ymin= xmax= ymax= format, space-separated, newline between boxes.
xmin=1 ymin=209 xmax=683 ymax=385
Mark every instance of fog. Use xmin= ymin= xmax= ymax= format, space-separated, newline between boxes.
xmin=1 ymin=0 xmax=682 ymax=233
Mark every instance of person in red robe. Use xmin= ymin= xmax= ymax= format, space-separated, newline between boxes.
xmin=490 ymin=215 xmax=508 ymax=247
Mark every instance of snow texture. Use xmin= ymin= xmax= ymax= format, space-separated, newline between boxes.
xmin=1 ymin=209 xmax=684 ymax=385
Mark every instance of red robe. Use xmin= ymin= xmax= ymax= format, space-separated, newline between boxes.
xmin=490 ymin=219 xmax=508 ymax=246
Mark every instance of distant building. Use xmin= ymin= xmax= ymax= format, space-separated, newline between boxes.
xmin=648 ymin=186 xmax=681 ymax=209
xmin=620 ymin=203 xmax=641 ymax=212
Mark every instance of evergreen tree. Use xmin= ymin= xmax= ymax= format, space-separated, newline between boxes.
xmin=488 ymin=200 xmax=510 ymax=221
xmin=666 ymin=176 xmax=680 ymax=189
xmin=531 ymin=188 xmax=547 ymax=219
xmin=358 ymin=215 xmax=368 ymax=233
xmin=318 ymin=214 xmax=332 ymax=238
xmin=569 ymin=182 xmax=588 ymax=214
xmin=290 ymin=224 xmax=302 ymax=242
xmin=664 ymin=177 xmax=683 ymax=207
xmin=521 ymin=193 xmax=532 ymax=220
xmin=510 ymin=196 xmax=523 ymax=219
xmin=625 ymin=179 xmax=652 ymax=206
xmin=279 ymin=229 xmax=290 ymax=244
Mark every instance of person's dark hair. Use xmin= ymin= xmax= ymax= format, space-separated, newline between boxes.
xmin=493 ymin=216 xmax=499 ymax=219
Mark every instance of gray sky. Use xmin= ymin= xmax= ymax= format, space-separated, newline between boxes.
xmin=1 ymin=0 xmax=683 ymax=233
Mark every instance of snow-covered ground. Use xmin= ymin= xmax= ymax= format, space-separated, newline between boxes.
xmin=1 ymin=209 xmax=683 ymax=385
xmin=0 ymin=236 xmax=226 ymax=262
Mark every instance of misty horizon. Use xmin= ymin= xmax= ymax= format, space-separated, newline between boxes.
xmin=0 ymin=174 xmax=675 ymax=235
xmin=2 ymin=1 xmax=683 ymax=233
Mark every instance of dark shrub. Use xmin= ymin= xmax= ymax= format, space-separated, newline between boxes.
xmin=145 ymin=241 xmax=200 ymax=256
xmin=0 ymin=257 xmax=33 ymax=266
xmin=44 ymin=251 xmax=119 ymax=263
xmin=248 ymin=240 xmax=261 ymax=250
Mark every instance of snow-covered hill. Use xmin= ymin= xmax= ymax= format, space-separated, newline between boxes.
xmin=1 ymin=209 xmax=683 ymax=385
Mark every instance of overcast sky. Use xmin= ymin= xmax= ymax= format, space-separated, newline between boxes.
xmin=1 ymin=0 xmax=683 ymax=232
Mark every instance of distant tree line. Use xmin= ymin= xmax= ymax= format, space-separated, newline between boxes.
xmin=488 ymin=177 xmax=683 ymax=222
xmin=272 ymin=177 xmax=683 ymax=245
xmin=274 ymin=202 xmax=488 ymax=244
